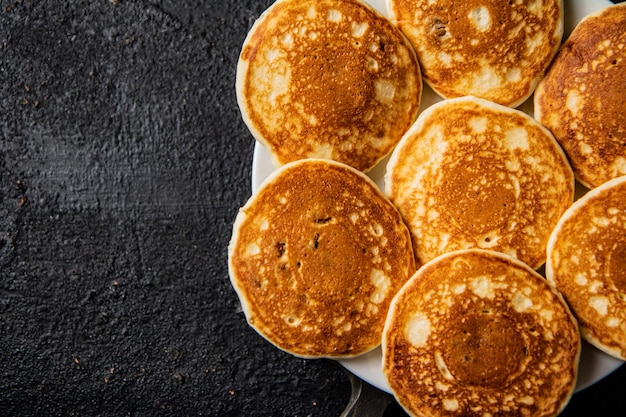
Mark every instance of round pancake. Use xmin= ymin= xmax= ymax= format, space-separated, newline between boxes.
xmin=382 ymin=249 xmax=580 ymax=417
xmin=534 ymin=3 xmax=626 ymax=189
xmin=546 ymin=175 xmax=626 ymax=360
xmin=236 ymin=0 xmax=422 ymax=173
xmin=228 ymin=159 xmax=415 ymax=358
xmin=385 ymin=96 xmax=574 ymax=270
xmin=387 ymin=0 xmax=563 ymax=107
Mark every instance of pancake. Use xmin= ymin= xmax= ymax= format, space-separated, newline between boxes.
xmin=385 ymin=96 xmax=574 ymax=270
xmin=382 ymin=249 xmax=580 ymax=417
xmin=546 ymin=175 xmax=626 ymax=360
xmin=387 ymin=0 xmax=563 ymax=107
xmin=236 ymin=0 xmax=422 ymax=173
xmin=534 ymin=3 xmax=626 ymax=189
xmin=228 ymin=159 xmax=415 ymax=358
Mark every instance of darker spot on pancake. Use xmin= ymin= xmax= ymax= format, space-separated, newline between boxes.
xmin=276 ymin=242 xmax=286 ymax=257
xmin=441 ymin=310 xmax=526 ymax=388
xmin=291 ymin=37 xmax=374 ymax=125
xmin=429 ymin=17 xmax=448 ymax=38
xmin=439 ymin=158 xmax=516 ymax=234
xmin=312 ymin=233 xmax=320 ymax=250
xmin=314 ymin=216 xmax=332 ymax=224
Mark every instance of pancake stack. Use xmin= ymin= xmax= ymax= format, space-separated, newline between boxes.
xmin=547 ymin=176 xmax=626 ymax=361
xmin=228 ymin=159 xmax=415 ymax=358
xmin=535 ymin=3 xmax=626 ymax=189
xmin=383 ymin=249 xmax=580 ymax=417
xmin=236 ymin=0 xmax=422 ymax=172
xmin=387 ymin=0 xmax=563 ymax=107
xmin=385 ymin=96 xmax=574 ymax=270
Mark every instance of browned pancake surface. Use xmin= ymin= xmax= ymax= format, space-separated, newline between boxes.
xmin=535 ymin=3 xmax=626 ymax=189
xmin=237 ymin=0 xmax=422 ymax=172
xmin=547 ymin=176 xmax=626 ymax=360
xmin=229 ymin=159 xmax=415 ymax=358
xmin=383 ymin=249 xmax=580 ymax=417
xmin=388 ymin=0 xmax=562 ymax=107
xmin=385 ymin=97 xmax=574 ymax=269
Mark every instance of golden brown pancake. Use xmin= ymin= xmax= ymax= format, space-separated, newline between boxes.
xmin=385 ymin=96 xmax=574 ymax=270
xmin=236 ymin=0 xmax=422 ymax=173
xmin=534 ymin=3 xmax=626 ymax=189
xmin=546 ymin=175 xmax=626 ymax=360
xmin=387 ymin=0 xmax=563 ymax=107
xmin=228 ymin=159 xmax=415 ymax=358
xmin=382 ymin=249 xmax=580 ymax=417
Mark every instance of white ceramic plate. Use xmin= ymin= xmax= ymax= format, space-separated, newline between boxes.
xmin=250 ymin=0 xmax=624 ymax=393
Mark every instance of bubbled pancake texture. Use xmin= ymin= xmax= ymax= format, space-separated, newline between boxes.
xmin=535 ymin=3 xmax=626 ymax=189
xmin=386 ymin=97 xmax=574 ymax=270
xmin=229 ymin=160 xmax=415 ymax=358
xmin=237 ymin=0 xmax=421 ymax=172
xmin=388 ymin=0 xmax=562 ymax=107
xmin=383 ymin=250 xmax=579 ymax=417
xmin=547 ymin=176 xmax=626 ymax=360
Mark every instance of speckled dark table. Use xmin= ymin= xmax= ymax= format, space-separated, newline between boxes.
xmin=1 ymin=1 xmax=624 ymax=416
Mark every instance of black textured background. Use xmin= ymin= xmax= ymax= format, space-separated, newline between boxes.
xmin=0 ymin=0 xmax=624 ymax=416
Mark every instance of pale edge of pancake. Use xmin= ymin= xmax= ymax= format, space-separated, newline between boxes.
xmin=235 ymin=0 xmax=420 ymax=172
xmin=385 ymin=0 xmax=564 ymax=108
xmin=382 ymin=249 xmax=580 ymax=417
xmin=235 ymin=0 xmax=284 ymax=170
xmin=546 ymin=175 xmax=626 ymax=360
xmin=228 ymin=158 xmax=407 ymax=359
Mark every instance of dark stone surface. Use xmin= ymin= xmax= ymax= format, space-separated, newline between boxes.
xmin=0 ymin=0 xmax=350 ymax=415
xmin=0 ymin=0 xmax=624 ymax=416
